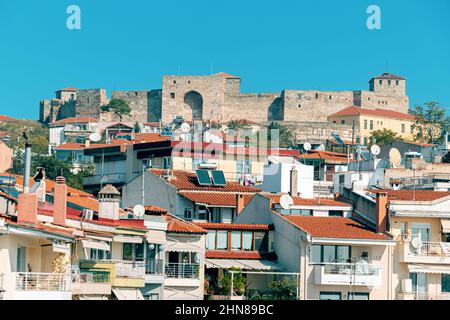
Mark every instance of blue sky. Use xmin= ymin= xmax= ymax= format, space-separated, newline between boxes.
xmin=0 ymin=0 xmax=449 ymax=119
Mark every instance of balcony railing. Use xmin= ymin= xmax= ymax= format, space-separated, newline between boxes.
xmin=83 ymin=173 xmax=126 ymax=186
xmin=314 ymin=263 xmax=382 ymax=286
xmin=15 ymin=273 xmax=71 ymax=291
xmin=165 ymin=263 xmax=200 ymax=279
xmin=79 ymin=259 xmax=145 ymax=279
xmin=72 ymin=271 xmax=110 ymax=284
xmin=145 ymin=259 xmax=164 ymax=275
xmin=410 ymin=241 xmax=450 ymax=257
xmin=413 ymin=292 xmax=450 ymax=300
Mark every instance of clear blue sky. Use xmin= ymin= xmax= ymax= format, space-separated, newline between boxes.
xmin=0 ymin=0 xmax=449 ymax=119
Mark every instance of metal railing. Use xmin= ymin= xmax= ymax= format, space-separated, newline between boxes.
xmin=390 ymin=173 xmax=450 ymax=189
xmin=115 ymin=261 xmax=146 ymax=278
xmin=165 ymin=263 xmax=200 ymax=279
xmin=413 ymin=292 xmax=450 ymax=300
xmin=408 ymin=240 xmax=450 ymax=257
xmin=145 ymin=259 xmax=164 ymax=275
xmin=15 ymin=273 xmax=71 ymax=291
xmin=72 ymin=271 xmax=110 ymax=284
xmin=321 ymin=262 xmax=381 ymax=276
xmin=83 ymin=173 xmax=126 ymax=186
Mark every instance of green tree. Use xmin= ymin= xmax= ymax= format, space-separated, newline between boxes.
xmin=266 ymin=122 xmax=295 ymax=148
xmin=369 ymin=128 xmax=400 ymax=146
xmin=410 ymin=102 xmax=450 ymax=144
xmin=100 ymin=99 xmax=131 ymax=122
xmin=227 ymin=120 xmax=251 ymax=131
xmin=67 ymin=161 xmax=95 ymax=190
xmin=218 ymin=268 xmax=247 ymax=296
xmin=0 ymin=119 xmax=49 ymax=155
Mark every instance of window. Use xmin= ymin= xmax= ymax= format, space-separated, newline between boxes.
xmin=411 ymin=223 xmax=430 ymax=241
xmin=364 ymin=120 xmax=368 ymax=129
xmin=348 ymin=292 xmax=369 ymax=300
xmin=242 ymin=231 xmax=253 ymax=251
xmin=401 ymin=124 xmax=405 ymax=133
xmin=216 ymin=231 xmax=228 ymax=250
xmin=329 ymin=95 xmax=332 ymax=100
xmin=231 ymin=231 xmax=242 ymax=250
xmin=184 ymin=208 xmax=192 ymax=220
xmin=236 ymin=159 xmax=251 ymax=175
xmin=341 ymin=120 xmax=345 ymax=125
xmin=170 ymin=93 xmax=175 ymax=99
xmin=410 ymin=273 xmax=427 ymax=293
xmin=197 ymin=205 xmax=208 ymax=220
xmin=396 ymin=80 xmax=399 ymax=86
xmin=320 ymin=292 xmax=341 ymax=300
xmin=254 ymin=232 xmax=268 ymax=252
xmin=315 ymin=93 xmax=319 ymax=99
xmin=369 ymin=120 xmax=374 ymax=130
xmin=173 ymin=80 xmax=176 ymax=84
xmin=329 ymin=210 xmax=343 ymax=217
xmin=17 ymin=246 xmax=26 ymax=272
xmin=363 ymin=137 xmax=367 ymax=146
xmin=388 ymin=80 xmax=392 ymax=85
xmin=163 ymin=157 xmax=171 ymax=169
xmin=206 ymin=231 xmax=216 ymax=250
xmin=122 ymin=243 xmax=143 ymax=261
xmin=290 ymin=209 xmax=312 ymax=216
xmin=309 ymin=245 xmax=351 ymax=263
xmin=442 ymin=275 xmax=450 ymax=293
xmin=379 ymin=80 xmax=382 ymax=85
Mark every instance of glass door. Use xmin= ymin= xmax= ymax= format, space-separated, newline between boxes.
xmin=16 ymin=246 xmax=26 ymax=272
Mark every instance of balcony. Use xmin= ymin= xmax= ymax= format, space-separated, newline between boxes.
xmin=400 ymin=237 xmax=450 ymax=264
xmin=314 ymin=263 xmax=382 ymax=287
xmin=64 ymin=124 xmax=95 ymax=135
xmin=399 ymin=292 xmax=450 ymax=300
xmin=1 ymin=272 xmax=72 ymax=300
xmin=71 ymin=272 xmax=112 ymax=297
xmin=145 ymin=259 xmax=164 ymax=275
xmin=165 ymin=263 xmax=199 ymax=279
xmin=79 ymin=260 xmax=146 ymax=288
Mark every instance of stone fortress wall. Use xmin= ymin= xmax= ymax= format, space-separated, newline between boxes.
xmin=39 ymin=72 xmax=409 ymax=127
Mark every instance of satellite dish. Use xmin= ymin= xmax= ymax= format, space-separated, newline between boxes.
xmin=389 ymin=148 xmax=402 ymax=168
xmin=317 ymin=144 xmax=325 ymax=151
xmin=221 ymin=125 xmax=229 ymax=133
xmin=133 ymin=204 xmax=145 ymax=218
xmin=181 ymin=122 xmax=191 ymax=133
xmin=280 ymin=194 xmax=294 ymax=210
xmin=411 ymin=237 xmax=423 ymax=249
xmin=89 ymin=132 xmax=101 ymax=142
xmin=370 ymin=144 xmax=381 ymax=156
xmin=303 ymin=142 xmax=312 ymax=152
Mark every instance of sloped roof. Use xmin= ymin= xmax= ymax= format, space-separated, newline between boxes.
xmin=178 ymin=192 xmax=255 ymax=207
xmin=265 ymin=194 xmax=351 ymax=207
xmin=328 ymin=105 xmax=415 ymax=121
xmin=150 ymin=169 xmax=260 ymax=193
xmin=134 ymin=133 xmax=170 ymax=143
xmin=0 ymin=115 xmax=16 ymax=122
xmin=57 ymin=87 xmax=78 ymax=92
xmin=194 ymin=222 xmax=271 ymax=231
xmin=165 ymin=214 xmax=207 ymax=234
xmin=371 ymin=73 xmax=406 ymax=80
xmin=54 ymin=143 xmax=85 ymax=150
xmin=50 ymin=117 xmax=97 ymax=126
xmin=281 ymin=216 xmax=389 ymax=240
xmin=297 ymin=150 xmax=351 ymax=164
xmin=214 ymin=72 xmax=240 ymax=79
xmin=367 ymin=189 xmax=450 ymax=202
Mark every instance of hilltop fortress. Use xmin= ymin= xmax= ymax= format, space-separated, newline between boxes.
xmin=39 ymin=72 xmax=409 ymax=125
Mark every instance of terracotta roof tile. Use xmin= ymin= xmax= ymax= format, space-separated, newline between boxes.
xmin=179 ymin=192 xmax=255 ymax=207
xmin=165 ymin=214 xmax=207 ymax=234
xmin=151 ymin=169 xmax=260 ymax=193
xmin=281 ymin=216 xmax=389 ymax=240
xmin=0 ymin=115 xmax=16 ymax=122
xmin=58 ymin=87 xmax=78 ymax=92
xmin=54 ymin=143 xmax=85 ymax=150
xmin=371 ymin=73 xmax=405 ymax=80
xmin=297 ymin=150 xmax=351 ymax=164
xmin=205 ymin=250 xmax=277 ymax=260
xmin=134 ymin=133 xmax=170 ymax=143
xmin=194 ymin=223 xmax=271 ymax=231
xmin=368 ymin=189 xmax=450 ymax=202
xmin=144 ymin=205 xmax=168 ymax=215
xmin=328 ymin=105 xmax=415 ymax=121
xmin=50 ymin=117 xmax=97 ymax=126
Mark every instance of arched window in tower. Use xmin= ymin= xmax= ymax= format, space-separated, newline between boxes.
xmin=184 ymin=91 xmax=203 ymax=120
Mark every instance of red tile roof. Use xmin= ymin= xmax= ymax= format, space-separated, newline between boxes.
xmin=0 ymin=115 xmax=16 ymax=122
xmin=281 ymin=216 xmax=389 ymax=240
xmin=58 ymin=87 xmax=78 ymax=92
xmin=144 ymin=205 xmax=168 ymax=215
xmin=54 ymin=143 xmax=85 ymax=150
xmin=368 ymin=189 xmax=450 ymax=202
xmin=206 ymin=250 xmax=264 ymax=259
xmin=13 ymin=175 xmax=92 ymax=198
xmin=297 ymin=150 xmax=351 ymax=164
xmin=50 ymin=117 xmax=97 ymax=126
xmin=328 ymin=105 xmax=415 ymax=121
xmin=0 ymin=190 xmax=17 ymax=202
xmin=144 ymin=122 xmax=161 ymax=127
xmin=150 ymin=169 xmax=260 ymax=193
xmin=134 ymin=133 xmax=170 ymax=143
xmin=179 ymin=192 xmax=255 ymax=207
xmin=165 ymin=214 xmax=207 ymax=234
xmin=266 ymin=194 xmax=351 ymax=207
xmin=194 ymin=223 xmax=271 ymax=231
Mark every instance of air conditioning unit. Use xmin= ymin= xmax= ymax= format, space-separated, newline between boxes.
xmin=401 ymin=279 xmax=412 ymax=293
xmin=82 ymin=209 xmax=94 ymax=220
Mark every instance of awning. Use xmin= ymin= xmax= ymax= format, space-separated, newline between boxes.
xmin=441 ymin=219 xmax=450 ymax=233
xmin=205 ymin=259 xmax=283 ymax=271
xmin=52 ymin=241 xmax=70 ymax=254
xmin=408 ymin=264 xmax=450 ymax=275
xmin=82 ymin=239 xmax=111 ymax=251
xmin=113 ymin=235 xmax=143 ymax=244
xmin=146 ymin=230 xmax=166 ymax=244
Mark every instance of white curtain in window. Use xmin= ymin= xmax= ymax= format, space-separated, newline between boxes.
xmin=216 ymin=231 xmax=228 ymax=250
xmin=231 ymin=231 xmax=241 ymax=250
xmin=242 ymin=231 xmax=253 ymax=250
xmin=206 ymin=231 xmax=216 ymax=250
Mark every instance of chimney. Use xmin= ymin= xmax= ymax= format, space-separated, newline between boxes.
xmin=23 ymin=141 xmax=32 ymax=194
xmin=236 ymin=194 xmax=245 ymax=215
xmin=290 ymin=167 xmax=299 ymax=197
xmin=53 ymin=176 xmax=67 ymax=225
xmin=34 ymin=167 xmax=46 ymax=202
xmin=17 ymin=193 xmax=38 ymax=226
xmin=98 ymin=184 xmax=121 ymax=220
xmin=375 ymin=192 xmax=388 ymax=234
